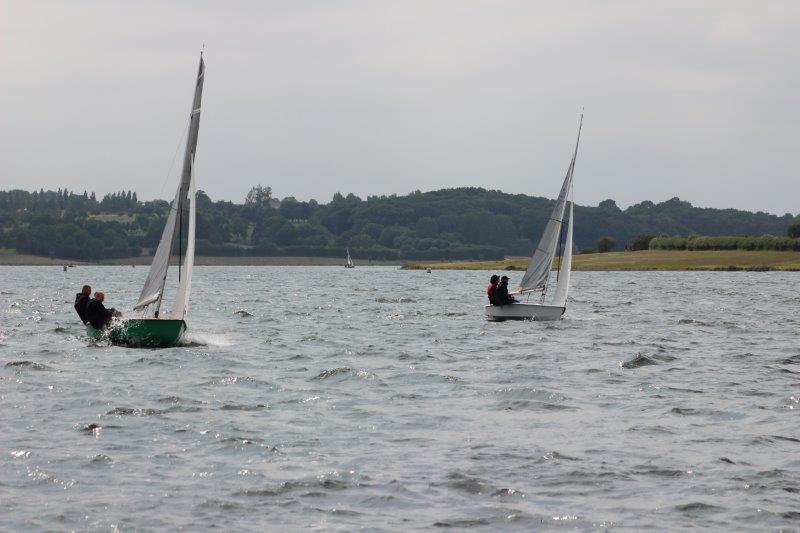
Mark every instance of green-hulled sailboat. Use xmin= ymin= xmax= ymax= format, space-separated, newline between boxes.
xmin=87 ymin=53 xmax=205 ymax=348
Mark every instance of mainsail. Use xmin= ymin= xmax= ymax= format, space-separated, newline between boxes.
xmin=133 ymin=54 xmax=205 ymax=314
xmin=518 ymin=115 xmax=582 ymax=294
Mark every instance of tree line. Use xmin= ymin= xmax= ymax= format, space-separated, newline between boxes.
xmin=647 ymin=231 xmax=800 ymax=251
xmin=0 ymin=187 xmax=798 ymax=261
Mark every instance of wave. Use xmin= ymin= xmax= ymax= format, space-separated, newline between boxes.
xmin=620 ymin=353 xmax=658 ymax=369
xmin=181 ymin=331 xmax=234 ymax=347
xmin=542 ymin=451 xmax=581 ymax=461
xmin=633 ymin=465 xmax=693 ymax=477
xmin=678 ymin=318 xmax=710 ymax=326
xmin=105 ymin=407 xmax=164 ymax=416
xmin=674 ymin=502 xmax=724 ymax=514
xmin=669 ymin=407 xmax=698 ymax=415
xmin=201 ymin=376 xmax=272 ymax=387
xmin=435 ymin=472 xmax=491 ymax=495
xmin=233 ymin=476 xmax=352 ymax=498
xmin=312 ymin=367 xmax=379 ymax=381
xmin=219 ymin=403 xmax=267 ymax=411
xmin=5 ymin=360 xmax=53 ymax=371
xmin=157 ymin=395 xmax=203 ymax=405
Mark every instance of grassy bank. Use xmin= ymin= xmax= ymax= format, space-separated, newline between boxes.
xmin=402 ymin=250 xmax=800 ymax=271
xmin=5 ymin=249 xmax=800 ymax=270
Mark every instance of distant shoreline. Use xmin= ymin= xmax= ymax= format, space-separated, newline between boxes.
xmin=3 ymin=250 xmax=800 ymax=271
xmin=0 ymin=253 xmax=401 ymax=267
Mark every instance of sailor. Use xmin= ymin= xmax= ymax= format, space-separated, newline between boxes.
xmin=486 ymin=275 xmax=499 ymax=305
xmin=74 ymin=285 xmax=92 ymax=324
xmin=85 ymin=292 xmax=119 ymax=329
xmin=495 ymin=276 xmax=518 ymax=305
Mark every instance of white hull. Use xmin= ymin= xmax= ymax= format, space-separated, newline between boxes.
xmin=484 ymin=303 xmax=565 ymax=322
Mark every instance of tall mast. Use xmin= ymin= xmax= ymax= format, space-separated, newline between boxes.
xmin=132 ymin=52 xmax=205 ymax=316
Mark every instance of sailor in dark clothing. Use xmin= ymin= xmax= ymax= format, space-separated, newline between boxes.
xmin=85 ymin=292 xmax=118 ymax=329
xmin=74 ymin=284 xmax=92 ymax=324
xmin=486 ymin=275 xmax=499 ymax=305
xmin=495 ymin=275 xmax=518 ymax=305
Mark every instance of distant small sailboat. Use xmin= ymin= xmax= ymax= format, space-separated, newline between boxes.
xmin=345 ymin=248 xmax=355 ymax=268
xmin=485 ymin=114 xmax=582 ymax=322
xmin=87 ymin=53 xmax=205 ymax=346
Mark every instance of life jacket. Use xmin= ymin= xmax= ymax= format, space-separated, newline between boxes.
xmin=486 ymin=283 xmax=496 ymax=305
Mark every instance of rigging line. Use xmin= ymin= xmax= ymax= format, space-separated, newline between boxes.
xmin=158 ymin=61 xmax=202 ymax=199
xmin=158 ymin=120 xmax=190 ymax=199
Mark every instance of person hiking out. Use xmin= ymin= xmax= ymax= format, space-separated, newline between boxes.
xmin=495 ymin=275 xmax=518 ymax=305
xmin=486 ymin=275 xmax=499 ymax=305
xmin=74 ymin=284 xmax=92 ymax=324
xmin=85 ymin=292 xmax=119 ymax=330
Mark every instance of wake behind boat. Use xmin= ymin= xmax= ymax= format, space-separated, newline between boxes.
xmin=87 ymin=53 xmax=205 ymax=347
xmin=485 ymin=114 xmax=582 ymax=322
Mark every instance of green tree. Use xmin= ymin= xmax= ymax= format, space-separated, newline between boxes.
xmin=628 ymin=234 xmax=655 ymax=251
xmin=245 ymin=185 xmax=272 ymax=206
xmin=597 ymin=236 xmax=616 ymax=253
xmin=788 ymin=222 xmax=800 ymax=239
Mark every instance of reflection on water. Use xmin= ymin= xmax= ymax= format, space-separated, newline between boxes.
xmin=1 ymin=266 xmax=798 ymax=529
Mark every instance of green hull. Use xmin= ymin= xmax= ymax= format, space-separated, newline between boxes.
xmin=87 ymin=318 xmax=186 ymax=348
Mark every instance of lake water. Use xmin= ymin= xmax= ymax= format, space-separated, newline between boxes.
xmin=1 ymin=266 xmax=798 ymax=530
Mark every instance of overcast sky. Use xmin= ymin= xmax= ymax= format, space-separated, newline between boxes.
xmin=1 ymin=1 xmax=798 ymax=214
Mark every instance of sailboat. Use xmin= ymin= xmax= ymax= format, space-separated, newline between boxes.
xmin=485 ymin=115 xmax=582 ymax=322
xmin=87 ymin=53 xmax=205 ymax=347
xmin=344 ymin=247 xmax=355 ymax=268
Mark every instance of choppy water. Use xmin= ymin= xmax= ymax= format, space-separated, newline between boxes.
xmin=1 ymin=266 xmax=798 ymax=530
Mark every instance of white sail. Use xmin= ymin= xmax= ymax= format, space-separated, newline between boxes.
xmin=170 ymin=160 xmax=196 ymax=319
xmin=551 ymin=198 xmax=573 ymax=308
xmin=133 ymin=187 xmax=180 ymax=310
xmin=518 ymin=115 xmax=582 ymax=294
xmin=132 ymin=53 xmax=205 ymax=315
xmin=346 ymin=248 xmax=353 ymax=267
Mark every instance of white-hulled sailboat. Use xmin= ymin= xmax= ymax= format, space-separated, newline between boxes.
xmin=345 ymin=247 xmax=355 ymax=268
xmin=485 ymin=115 xmax=582 ymax=322
xmin=87 ymin=53 xmax=205 ymax=347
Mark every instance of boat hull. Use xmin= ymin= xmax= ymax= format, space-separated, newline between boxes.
xmin=87 ymin=318 xmax=186 ymax=347
xmin=484 ymin=303 xmax=565 ymax=322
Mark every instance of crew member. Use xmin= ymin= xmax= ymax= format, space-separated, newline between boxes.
xmin=85 ymin=292 xmax=119 ymax=330
xmin=495 ymin=275 xmax=518 ymax=305
xmin=74 ymin=285 xmax=92 ymax=324
xmin=486 ymin=275 xmax=499 ymax=305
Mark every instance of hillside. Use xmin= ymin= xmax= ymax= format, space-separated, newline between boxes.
xmin=0 ymin=187 xmax=797 ymax=262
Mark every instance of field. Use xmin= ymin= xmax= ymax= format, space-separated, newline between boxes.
xmin=402 ymin=250 xmax=800 ymax=271
xmin=4 ymin=249 xmax=800 ymax=270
